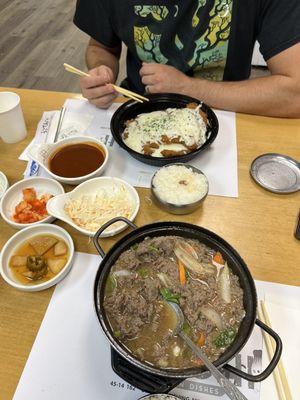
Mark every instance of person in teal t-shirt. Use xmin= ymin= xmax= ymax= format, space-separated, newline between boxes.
xmin=74 ymin=0 xmax=300 ymax=117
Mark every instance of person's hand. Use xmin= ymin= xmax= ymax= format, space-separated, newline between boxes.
xmin=80 ymin=65 xmax=117 ymax=109
xmin=140 ymin=63 xmax=191 ymax=94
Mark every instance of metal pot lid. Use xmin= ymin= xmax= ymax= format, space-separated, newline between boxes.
xmin=250 ymin=153 xmax=300 ymax=194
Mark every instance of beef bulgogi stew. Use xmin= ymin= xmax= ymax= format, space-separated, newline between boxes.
xmin=103 ymin=236 xmax=245 ymax=369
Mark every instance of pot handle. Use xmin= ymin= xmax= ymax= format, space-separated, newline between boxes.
xmin=224 ymin=318 xmax=282 ymax=382
xmin=93 ymin=217 xmax=138 ymax=258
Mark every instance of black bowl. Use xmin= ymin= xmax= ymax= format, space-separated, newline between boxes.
xmin=93 ymin=217 xmax=282 ymax=385
xmin=110 ymin=93 xmax=219 ymax=167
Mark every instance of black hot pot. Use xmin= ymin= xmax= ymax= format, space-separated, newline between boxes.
xmin=93 ymin=217 xmax=282 ymax=393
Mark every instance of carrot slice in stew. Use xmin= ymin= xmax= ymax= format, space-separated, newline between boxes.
xmin=213 ymin=251 xmax=224 ymax=265
xmin=178 ymin=260 xmax=186 ymax=285
xmin=197 ymin=332 xmax=206 ymax=347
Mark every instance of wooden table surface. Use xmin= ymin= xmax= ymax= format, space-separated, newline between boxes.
xmin=0 ymin=87 xmax=299 ymax=399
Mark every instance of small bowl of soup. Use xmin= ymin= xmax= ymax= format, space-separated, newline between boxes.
xmin=27 ymin=136 xmax=109 ymax=185
xmin=0 ymin=223 xmax=74 ymax=291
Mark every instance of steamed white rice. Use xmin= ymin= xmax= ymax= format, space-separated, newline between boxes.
xmin=152 ymin=165 xmax=208 ymax=205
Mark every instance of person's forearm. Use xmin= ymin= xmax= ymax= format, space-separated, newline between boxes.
xmin=185 ymin=75 xmax=300 ymax=118
xmin=86 ymin=42 xmax=120 ymax=82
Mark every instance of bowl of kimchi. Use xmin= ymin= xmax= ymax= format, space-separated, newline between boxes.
xmin=0 ymin=177 xmax=64 ymax=229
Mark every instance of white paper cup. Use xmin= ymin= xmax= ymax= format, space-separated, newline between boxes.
xmin=0 ymin=92 xmax=27 ymax=143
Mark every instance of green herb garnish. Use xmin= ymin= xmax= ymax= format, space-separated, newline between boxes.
xmin=132 ymin=243 xmax=138 ymax=251
xmin=114 ymin=330 xmax=121 ymax=338
xmin=182 ymin=322 xmax=191 ymax=335
xmin=185 ymin=270 xmax=190 ymax=284
xmin=137 ymin=267 xmax=149 ymax=278
xmin=149 ymin=244 xmax=158 ymax=252
xmin=213 ymin=328 xmax=237 ymax=348
xmin=106 ymin=274 xmax=117 ymax=293
xmin=160 ymin=287 xmax=181 ymax=304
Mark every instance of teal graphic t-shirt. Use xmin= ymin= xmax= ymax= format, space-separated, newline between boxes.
xmin=74 ymin=0 xmax=300 ymax=92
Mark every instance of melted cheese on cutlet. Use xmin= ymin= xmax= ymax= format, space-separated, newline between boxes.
xmin=123 ymin=107 xmax=206 ymax=156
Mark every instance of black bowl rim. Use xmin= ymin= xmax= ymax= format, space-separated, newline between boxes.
xmin=110 ymin=93 xmax=219 ymax=165
xmin=94 ymin=221 xmax=257 ymax=379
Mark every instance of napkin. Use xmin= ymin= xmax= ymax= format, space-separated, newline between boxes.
xmin=19 ymin=109 xmax=94 ymax=162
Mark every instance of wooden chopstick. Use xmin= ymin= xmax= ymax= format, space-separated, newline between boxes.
xmin=109 ymin=85 xmax=142 ymax=103
xmin=63 ymin=63 xmax=89 ymax=77
xmin=258 ymin=301 xmax=292 ymax=400
xmin=110 ymin=84 xmax=149 ymax=102
xmin=257 ymin=307 xmax=286 ymax=400
xmin=261 ymin=301 xmax=293 ymax=400
xmin=63 ymin=63 xmax=148 ymax=103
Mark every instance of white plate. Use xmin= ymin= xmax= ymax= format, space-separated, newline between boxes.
xmin=27 ymin=136 xmax=109 ymax=185
xmin=0 ymin=171 xmax=9 ymax=199
xmin=0 ymin=177 xmax=64 ymax=229
xmin=0 ymin=224 xmax=74 ymax=292
xmin=46 ymin=177 xmax=140 ymax=237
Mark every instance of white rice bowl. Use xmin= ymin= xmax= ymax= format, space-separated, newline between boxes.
xmin=152 ymin=164 xmax=208 ymax=206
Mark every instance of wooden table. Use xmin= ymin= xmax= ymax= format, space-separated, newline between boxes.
xmin=0 ymin=87 xmax=299 ymax=399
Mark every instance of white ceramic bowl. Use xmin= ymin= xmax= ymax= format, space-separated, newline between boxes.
xmin=0 ymin=177 xmax=64 ymax=230
xmin=0 ymin=171 xmax=9 ymax=199
xmin=46 ymin=177 xmax=140 ymax=237
xmin=0 ymin=224 xmax=75 ymax=292
xmin=26 ymin=136 xmax=109 ymax=185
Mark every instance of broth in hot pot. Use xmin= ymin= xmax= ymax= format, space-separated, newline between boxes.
xmin=104 ymin=236 xmax=245 ymax=369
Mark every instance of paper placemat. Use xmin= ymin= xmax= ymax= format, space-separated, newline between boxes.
xmin=22 ymin=99 xmax=238 ymax=197
xmin=16 ymin=251 xmax=300 ymax=400
xmin=13 ymin=252 xmax=300 ymax=400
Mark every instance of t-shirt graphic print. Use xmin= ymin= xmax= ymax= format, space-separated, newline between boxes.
xmin=133 ymin=1 xmax=233 ymax=81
